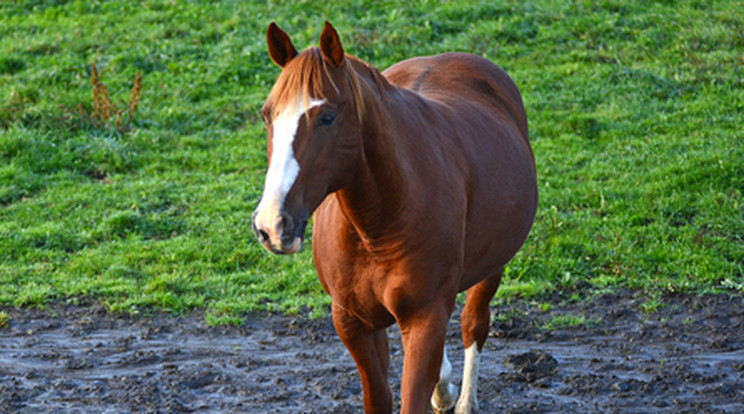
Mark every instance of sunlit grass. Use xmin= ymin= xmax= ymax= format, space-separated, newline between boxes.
xmin=1 ymin=0 xmax=742 ymax=322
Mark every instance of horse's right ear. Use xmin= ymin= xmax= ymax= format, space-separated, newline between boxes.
xmin=267 ymin=22 xmax=298 ymax=68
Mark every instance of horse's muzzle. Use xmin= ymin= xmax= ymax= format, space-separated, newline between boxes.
xmin=252 ymin=209 xmax=306 ymax=255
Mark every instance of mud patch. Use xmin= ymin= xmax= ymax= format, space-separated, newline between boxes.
xmin=503 ymin=350 xmax=558 ymax=384
xmin=1 ymin=291 xmax=743 ymax=413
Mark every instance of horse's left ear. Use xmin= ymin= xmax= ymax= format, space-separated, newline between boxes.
xmin=319 ymin=21 xmax=344 ymax=69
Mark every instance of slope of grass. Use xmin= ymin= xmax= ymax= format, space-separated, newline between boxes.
xmin=1 ymin=0 xmax=742 ymax=322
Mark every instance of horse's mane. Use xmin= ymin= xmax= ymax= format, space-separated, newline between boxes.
xmin=266 ymin=47 xmax=371 ymax=122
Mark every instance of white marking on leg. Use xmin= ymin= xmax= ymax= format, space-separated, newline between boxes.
xmin=455 ymin=344 xmax=480 ymax=414
xmin=254 ymin=97 xmax=324 ymax=245
xmin=431 ymin=347 xmax=458 ymax=412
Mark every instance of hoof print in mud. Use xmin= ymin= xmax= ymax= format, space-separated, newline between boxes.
xmin=504 ymin=350 xmax=558 ymax=384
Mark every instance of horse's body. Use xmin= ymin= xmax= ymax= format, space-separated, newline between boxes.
xmin=253 ymin=22 xmax=537 ymax=414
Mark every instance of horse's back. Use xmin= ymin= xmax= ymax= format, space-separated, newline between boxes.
xmin=382 ymin=52 xmax=528 ymax=141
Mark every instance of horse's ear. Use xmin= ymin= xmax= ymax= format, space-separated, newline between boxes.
xmin=267 ymin=22 xmax=298 ymax=68
xmin=319 ymin=21 xmax=344 ymax=69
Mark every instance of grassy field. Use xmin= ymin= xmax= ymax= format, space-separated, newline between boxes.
xmin=1 ymin=0 xmax=742 ymax=323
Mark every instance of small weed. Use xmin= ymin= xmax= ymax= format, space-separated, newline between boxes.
xmin=205 ymin=311 xmax=243 ymax=327
xmin=641 ymin=292 xmax=664 ymax=313
xmin=492 ymin=308 xmax=527 ymax=324
xmin=0 ymin=312 xmax=9 ymax=328
xmin=492 ymin=313 xmax=510 ymax=323
xmin=67 ymin=62 xmax=143 ymax=134
xmin=721 ymin=278 xmax=744 ymax=292
xmin=538 ymin=313 xmax=597 ymax=331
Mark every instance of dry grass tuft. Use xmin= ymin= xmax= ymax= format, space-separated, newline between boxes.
xmin=82 ymin=62 xmax=143 ymax=133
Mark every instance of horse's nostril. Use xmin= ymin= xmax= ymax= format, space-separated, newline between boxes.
xmin=278 ymin=213 xmax=293 ymax=234
xmin=257 ymin=228 xmax=269 ymax=242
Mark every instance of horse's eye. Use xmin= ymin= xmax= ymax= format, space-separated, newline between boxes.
xmin=317 ymin=112 xmax=336 ymax=127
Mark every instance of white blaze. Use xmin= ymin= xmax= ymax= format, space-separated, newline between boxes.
xmin=255 ymin=97 xmax=325 ymax=230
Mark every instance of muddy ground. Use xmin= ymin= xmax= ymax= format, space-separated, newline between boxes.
xmin=1 ymin=290 xmax=743 ymax=413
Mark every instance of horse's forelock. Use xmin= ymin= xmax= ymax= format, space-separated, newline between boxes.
xmin=267 ymin=47 xmax=366 ymax=122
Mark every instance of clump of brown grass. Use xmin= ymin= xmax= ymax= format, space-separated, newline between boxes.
xmin=83 ymin=62 xmax=143 ymax=133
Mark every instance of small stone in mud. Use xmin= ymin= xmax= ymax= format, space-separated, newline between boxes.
xmin=611 ymin=378 xmax=644 ymax=395
xmin=504 ymin=350 xmax=558 ymax=383
xmin=162 ymin=363 xmax=179 ymax=372
xmin=63 ymin=357 xmax=91 ymax=370
xmin=23 ymin=371 xmax=41 ymax=380
xmin=182 ymin=367 xmax=219 ymax=389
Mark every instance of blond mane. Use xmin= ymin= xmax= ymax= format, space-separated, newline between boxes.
xmin=266 ymin=47 xmax=367 ymax=122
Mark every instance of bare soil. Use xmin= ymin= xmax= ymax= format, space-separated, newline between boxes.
xmin=1 ymin=290 xmax=743 ymax=413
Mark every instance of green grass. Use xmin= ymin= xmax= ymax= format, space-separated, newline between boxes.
xmin=1 ymin=0 xmax=742 ymax=323
xmin=537 ymin=313 xmax=597 ymax=331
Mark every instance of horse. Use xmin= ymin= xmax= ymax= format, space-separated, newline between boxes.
xmin=252 ymin=21 xmax=537 ymax=414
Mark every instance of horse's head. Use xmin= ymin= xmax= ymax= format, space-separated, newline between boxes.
xmin=253 ymin=22 xmax=366 ymax=254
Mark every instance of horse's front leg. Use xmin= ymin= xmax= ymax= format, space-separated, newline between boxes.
xmin=332 ymin=304 xmax=393 ymax=414
xmin=397 ymin=303 xmax=452 ymax=414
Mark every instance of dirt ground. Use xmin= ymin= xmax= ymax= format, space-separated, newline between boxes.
xmin=1 ymin=290 xmax=743 ymax=413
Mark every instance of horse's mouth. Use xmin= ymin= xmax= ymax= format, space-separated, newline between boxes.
xmin=265 ymin=236 xmax=303 ymax=255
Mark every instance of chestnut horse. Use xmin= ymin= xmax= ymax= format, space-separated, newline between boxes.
xmin=253 ymin=22 xmax=537 ymax=414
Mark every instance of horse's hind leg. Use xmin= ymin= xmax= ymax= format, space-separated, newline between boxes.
xmin=456 ymin=270 xmax=503 ymax=414
xmin=332 ymin=304 xmax=392 ymax=414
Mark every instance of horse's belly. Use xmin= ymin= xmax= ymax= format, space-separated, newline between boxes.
xmin=459 ymin=137 xmax=537 ymax=290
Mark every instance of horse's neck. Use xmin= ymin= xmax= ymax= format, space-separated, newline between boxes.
xmin=334 ymin=83 xmax=415 ymax=252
